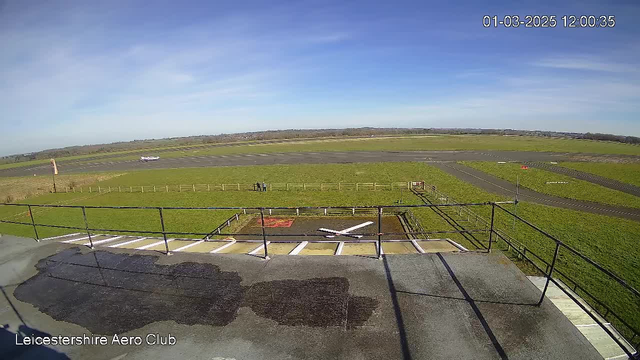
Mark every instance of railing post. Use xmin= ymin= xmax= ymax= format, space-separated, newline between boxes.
xmin=158 ymin=208 xmax=171 ymax=255
xmin=81 ymin=206 xmax=93 ymax=249
xmin=260 ymin=208 xmax=269 ymax=259
xmin=377 ymin=206 xmax=382 ymax=259
xmin=488 ymin=203 xmax=495 ymax=252
xmin=538 ymin=242 xmax=560 ymax=306
xmin=28 ymin=205 xmax=39 ymax=241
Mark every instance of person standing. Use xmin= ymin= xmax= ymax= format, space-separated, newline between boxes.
xmin=262 ymin=182 xmax=267 ymax=192
xmin=256 ymin=182 xmax=261 ymax=192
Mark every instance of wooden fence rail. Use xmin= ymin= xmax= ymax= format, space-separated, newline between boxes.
xmin=63 ymin=182 xmax=427 ymax=194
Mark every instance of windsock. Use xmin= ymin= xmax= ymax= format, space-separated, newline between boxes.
xmin=51 ymin=159 xmax=58 ymax=175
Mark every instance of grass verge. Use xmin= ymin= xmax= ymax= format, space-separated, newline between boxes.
xmin=461 ymin=161 xmax=640 ymax=209
xmin=560 ymin=162 xmax=640 ymax=188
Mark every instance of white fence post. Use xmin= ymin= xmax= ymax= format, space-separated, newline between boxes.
xmin=193 ymin=184 xmax=196 ymax=192
xmin=89 ymin=187 xmax=92 ymax=193
xmin=208 ymin=184 xmax=210 ymax=192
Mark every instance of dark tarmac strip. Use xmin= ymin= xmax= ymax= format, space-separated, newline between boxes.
xmin=432 ymin=162 xmax=640 ymax=222
xmin=3 ymin=150 xmax=636 ymax=177
xmin=0 ymin=236 xmax=600 ymax=360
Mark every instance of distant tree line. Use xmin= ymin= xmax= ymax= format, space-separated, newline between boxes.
xmin=1 ymin=128 xmax=638 ymax=165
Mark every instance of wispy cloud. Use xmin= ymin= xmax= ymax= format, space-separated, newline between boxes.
xmin=532 ymin=55 xmax=638 ymax=73
xmin=0 ymin=1 xmax=639 ymax=155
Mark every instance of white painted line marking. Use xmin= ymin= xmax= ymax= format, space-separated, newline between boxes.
xmin=289 ymin=241 xmax=308 ymax=255
xmin=137 ymin=239 xmax=174 ymax=250
xmin=109 ymin=237 xmax=147 ymax=248
xmin=411 ymin=240 xmax=425 ymax=253
xmin=575 ymin=323 xmax=611 ymax=327
xmin=173 ymin=240 xmax=205 ymax=252
xmin=83 ymin=236 xmax=123 ymax=246
xmin=210 ymin=240 xmax=236 ymax=253
xmin=249 ymin=242 xmax=270 ymax=255
xmin=445 ymin=239 xmax=468 ymax=251
xmin=62 ymin=235 xmax=96 ymax=243
xmin=335 ymin=242 xmax=344 ymax=255
xmin=41 ymin=233 xmax=81 ymax=241
xmin=606 ymin=354 xmax=631 ymax=360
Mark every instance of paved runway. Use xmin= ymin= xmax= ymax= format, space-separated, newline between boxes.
xmin=433 ymin=162 xmax=640 ymax=221
xmin=2 ymin=150 xmax=635 ymax=177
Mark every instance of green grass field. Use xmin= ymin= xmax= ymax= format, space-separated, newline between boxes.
xmin=560 ymin=162 xmax=640 ymax=188
xmin=85 ymin=135 xmax=640 ymax=165
xmin=1 ymin=161 xmax=638 ymax=338
xmin=5 ymin=134 xmax=640 ymax=171
xmin=461 ymin=161 xmax=640 ymax=209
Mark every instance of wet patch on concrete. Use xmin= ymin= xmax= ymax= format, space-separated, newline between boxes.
xmin=13 ymin=248 xmax=377 ymax=335
xmin=244 ymin=277 xmax=378 ymax=328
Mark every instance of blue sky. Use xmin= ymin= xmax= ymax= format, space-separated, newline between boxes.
xmin=1 ymin=0 xmax=639 ymax=155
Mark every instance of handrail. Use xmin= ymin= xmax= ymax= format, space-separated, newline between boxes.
xmin=1 ymin=199 xmax=637 ymax=355
xmin=493 ymin=203 xmax=640 ymax=299
xmin=0 ymin=202 xmax=513 ymax=210
xmin=203 ymin=213 xmax=241 ymax=240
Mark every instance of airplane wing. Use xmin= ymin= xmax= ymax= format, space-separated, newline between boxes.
xmin=340 ymin=221 xmax=374 ymax=233
xmin=318 ymin=228 xmax=363 ymax=239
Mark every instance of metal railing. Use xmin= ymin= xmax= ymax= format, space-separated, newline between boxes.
xmin=1 ymin=199 xmax=638 ymax=357
xmin=411 ymin=188 xmax=639 ymax=357
xmin=491 ymin=203 xmax=639 ymax=357
xmin=0 ymin=201 xmax=497 ymax=258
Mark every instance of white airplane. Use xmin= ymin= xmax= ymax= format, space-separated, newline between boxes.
xmin=318 ymin=221 xmax=374 ymax=239
xmin=140 ymin=156 xmax=160 ymax=162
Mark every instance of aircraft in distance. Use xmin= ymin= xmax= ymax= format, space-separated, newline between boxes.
xmin=318 ymin=221 xmax=374 ymax=239
xmin=140 ymin=156 xmax=160 ymax=162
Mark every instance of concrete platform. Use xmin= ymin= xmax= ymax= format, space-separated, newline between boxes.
xmin=529 ymin=276 xmax=635 ymax=359
xmin=0 ymin=235 xmax=602 ymax=360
